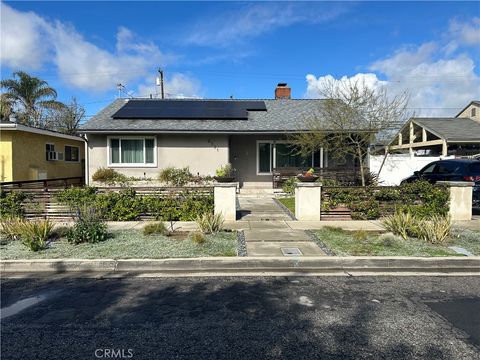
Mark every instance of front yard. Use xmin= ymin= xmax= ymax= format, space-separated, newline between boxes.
xmin=312 ymin=227 xmax=480 ymax=256
xmin=0 ymin=229 xmax=238 ymax=260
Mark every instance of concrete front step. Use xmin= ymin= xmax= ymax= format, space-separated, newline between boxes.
xmin=244 ymin=229 xmax=311 ymax=242
xmin=246 ymin=241 xmax=326 ymax=257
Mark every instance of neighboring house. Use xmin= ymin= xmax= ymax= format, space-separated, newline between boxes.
xmin=370 ymin=100 xmax=480 ymax=185
xmin=0 ymin=121 xmax=85 ymax=182
xmin=387 ymin=100 xmax=480 ymax=157
xmin=80 ymin=83 xmax=363 ymax=188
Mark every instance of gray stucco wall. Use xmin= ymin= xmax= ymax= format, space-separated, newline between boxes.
xmin=230 ymin=134 xmax=286 ymax=186
xmin=86 ymin=133 xmax=229 ymax=182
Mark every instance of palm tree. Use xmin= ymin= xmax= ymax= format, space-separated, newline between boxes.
xmin=0 ymin=71 xmax=64 ymax=127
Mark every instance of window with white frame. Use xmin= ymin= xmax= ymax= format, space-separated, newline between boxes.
xmin=65 ymin=146 xmax=80 ymax=162
xmin=109 ymin=137 xmax=156 ymax=165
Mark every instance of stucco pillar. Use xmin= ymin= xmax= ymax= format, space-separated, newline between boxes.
xmin=295 ymin=183 xmax=322 ymax=221
xmin=437 ymin=181 xmax=474 ymax=221
xmin=214 ymin=183 xmax=237 ymax=221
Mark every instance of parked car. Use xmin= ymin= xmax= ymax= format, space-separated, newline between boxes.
xmin=400 ymin=159 xmax=480 ymax=207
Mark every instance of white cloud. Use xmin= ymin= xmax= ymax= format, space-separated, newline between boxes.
xmin=0 ymin=3 xmax=187 ymax=93
xmin=305 ymin=19 xmax=480 ymax=117
xmin=444 ymin=17 xmax=480 ymax=54
xmin=0 ymin=3 xmax=50 ymax=69
xmin=186 ymin=2 xmax=350 ymax=47
xmin=305 ymin=73 xmax=388 ymax=99
xmin=137 ymin=73 xmax=203 ymax=99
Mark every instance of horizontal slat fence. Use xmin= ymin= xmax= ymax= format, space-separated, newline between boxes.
xmin=2 ymin=186 xmax=214 ymax=220
xmin=321 ymin=186 xmax=400 ymax=220
xmin=0 ymin=176 xmax=84 ymax=190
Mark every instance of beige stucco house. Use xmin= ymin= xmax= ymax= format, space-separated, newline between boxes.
xmin=80 ymin=84 xmax=359 ymax=188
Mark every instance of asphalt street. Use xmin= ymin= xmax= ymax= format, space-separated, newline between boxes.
xmin=1 ymin=275 xmax=479 ymax=360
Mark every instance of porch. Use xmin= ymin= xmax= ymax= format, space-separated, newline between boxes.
xmin=229 ymin=134 xmax=359 ymax=188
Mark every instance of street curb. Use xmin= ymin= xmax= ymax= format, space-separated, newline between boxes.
xmin=1 ymin=257 xmax=479 ymax=275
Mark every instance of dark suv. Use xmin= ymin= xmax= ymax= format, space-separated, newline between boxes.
xmin=401 ymin=159 xmax=480 ymax=207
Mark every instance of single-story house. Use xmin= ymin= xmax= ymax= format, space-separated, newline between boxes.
xmin=80 ymin=83 xmax=363 ymax=188
xmin=0 ymin=121 xmax=85 ymax=182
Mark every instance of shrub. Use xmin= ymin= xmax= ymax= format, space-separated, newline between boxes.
xmin=159 ymin=167 xmax=193 ymax=186
xmin=95 ymin=188 xmax=143 ymax=221
xmin=350 ymin=200 xmax=381 ymax=220
xmin=0 ymin=191 xmax=28 ymax=219
xmin=382 ymin=211 xmax=418 ymax=240
xmin=196 ymin=212 xmax=224 ymax=234
xmin=143 ymin=222 xmax=169 ymax=236
xmin=67 ymin=207 xmax=108 ymax=244
xmin=20 ymin=220 xmax=54 ymax=251
xmin=416 ymin=215 xmax=452 ymax=245
xmin=189 ymin=231 xmax=206 ymax=244
xmin=282 ymin=177 xmax=298 ymax=195
xmin=92 ymin=167 xmax=129 ymax=184
xmin=378 ymin=233 xmax=401 ymax=247
xmin=215 ymin=164 xmax=234 ymax=177
xmin=0 ymin=218 xmax=26 ymax=241
xmin=56 ymin=186 xmax=98 ymax=209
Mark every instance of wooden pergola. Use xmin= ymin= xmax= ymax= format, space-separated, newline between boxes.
xmin=388 ymin=117 xmax=480 ymax=157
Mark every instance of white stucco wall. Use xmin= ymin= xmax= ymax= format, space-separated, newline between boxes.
xmin=370 ymin=154 xmax=441 ymax=186
xmin=86 ymin=133 xmax=229 ymax=182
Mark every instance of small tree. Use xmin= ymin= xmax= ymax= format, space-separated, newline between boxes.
xmin=53 ymin=97 xmax=85 ymax=135
xmin=291 ymin=78 xmax=410 ymax=186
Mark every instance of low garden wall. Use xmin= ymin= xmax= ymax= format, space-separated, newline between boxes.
xmin=294 ymin=180 xmax=473 ymax=221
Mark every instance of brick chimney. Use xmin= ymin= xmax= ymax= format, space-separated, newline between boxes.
xmin=275 ymin=83 xmax=291 ymax=99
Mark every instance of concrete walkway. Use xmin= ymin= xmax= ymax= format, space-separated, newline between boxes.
xmin=237 ymin=197 xmax=325 ymax=257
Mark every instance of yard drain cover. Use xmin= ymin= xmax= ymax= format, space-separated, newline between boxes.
xmin=281 ymin=247 xmax=303 ymax=256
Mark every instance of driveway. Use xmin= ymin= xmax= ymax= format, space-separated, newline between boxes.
xmin=1 ymin=276 xmax=479 ymax=359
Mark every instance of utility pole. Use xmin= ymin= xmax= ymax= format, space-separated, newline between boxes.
xmin=157 ymin=68 xmax=164 ymax=99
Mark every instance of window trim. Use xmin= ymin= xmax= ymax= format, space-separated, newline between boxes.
xmin=107 ymin=136 xmax=157 ymax=168
xmin=64 ymin=144 xmax=81 ymax=163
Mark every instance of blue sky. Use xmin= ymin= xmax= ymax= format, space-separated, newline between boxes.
xmin=1 ymin=1 xmax=479 ymax=121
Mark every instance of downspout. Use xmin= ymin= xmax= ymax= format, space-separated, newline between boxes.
xmin=83 ymin=134 xmax=89 ymax=186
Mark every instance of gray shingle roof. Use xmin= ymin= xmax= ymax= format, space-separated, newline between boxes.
xmin=413 ymin=117 xmax=480 ymax=141
xmin=80 ymin=98 xmax=335 ymax=133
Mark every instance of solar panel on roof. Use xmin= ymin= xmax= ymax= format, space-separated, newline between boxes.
xmin=112 ymin=100 xmax=267 ymax=119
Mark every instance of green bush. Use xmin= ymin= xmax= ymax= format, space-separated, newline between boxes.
xmin=0 ymin=191 xmax=28 ymax=219
xmin=322 ymin=180 xmax=449 ymax=220
xmin=95 ymin=188 xmax=143 ymax=221
xmin=57 ymin=187 xmax=214 ymax=222
xmin=215 ymin=164 xmax=234 ymax=177
xmin=67 ymin=207 xmax=108 ymax=244
xmin=189 ymin=231 xmax=206 ymax=244
xmin=20 ymin=220 xmax=54 ymax=251
xmin=143 ymin=222 xmax=169 ymax=236
xmin=350 ymin=200 xmax=381 ymax=220
xmin=282 ymin=177 xmax=298 ymax=195
xmin=56 ymin=186 xmax=98 ymax=209
xmin=196 ymin=212 xmax=224 ymax=234
xmin=92 ymin=167 xmax=129 ymax=184
xmin=159 ymin=167 xmax=193 ymax=186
